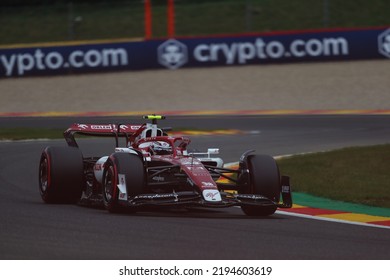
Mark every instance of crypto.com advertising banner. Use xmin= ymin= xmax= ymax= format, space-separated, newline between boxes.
xmin=1 ymin=27 xmax=389 ymax=77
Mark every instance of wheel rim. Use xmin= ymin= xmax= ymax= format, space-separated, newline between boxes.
xmin=104 ymin=166 xmax=115 ymax=202
xmin=39 ymin=157 xmax=48 ymax=192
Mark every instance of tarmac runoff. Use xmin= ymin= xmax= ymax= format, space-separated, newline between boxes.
xmin=220 ymin=163 xmax=390 ymax=230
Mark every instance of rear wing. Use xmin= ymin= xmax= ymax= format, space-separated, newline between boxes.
xmin=64 ymin=123 xmax=143 ymax=148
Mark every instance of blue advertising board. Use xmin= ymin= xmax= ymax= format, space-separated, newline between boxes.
xmin=0 ymin=27 xmax=389 ymax=78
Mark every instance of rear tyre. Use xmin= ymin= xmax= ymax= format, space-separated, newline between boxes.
xmin=39 ymin=146 xmax=84 ymax=204
xmin=240 ymin=155 xmax=280 ymax=216
xmin=102 ymin=153 xmax=145 ymax=213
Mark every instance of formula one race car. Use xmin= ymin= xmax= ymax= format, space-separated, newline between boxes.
xmin=39 ymin=115 xmax=292 ymax=216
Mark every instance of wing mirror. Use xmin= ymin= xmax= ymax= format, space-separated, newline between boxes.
xmin=207 ymin=148 xmax=219 ymax=156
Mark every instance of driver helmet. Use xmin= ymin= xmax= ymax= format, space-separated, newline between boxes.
xmin=150 ymin=141 xmax=172 ymax=155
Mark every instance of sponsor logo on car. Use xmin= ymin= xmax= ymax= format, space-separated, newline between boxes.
xmin=205 ymin=192 xmax=218 ymax=199
xmin=117 ymin=174 xmax=127 ymax=201
xmin=91 ymin=125 xmax=112 ymax=130
xmin=202 ymin=189 xmax=221 ymax=202
xmin=237 ymin=194 xmax=267 ymax=200
xmin=152 ymin=176 xmax=165 ymax=182
xmin=77 ymin=124 xmax=88 ymax=129
xmin=134 ymin=193 xmax=177 ymax=199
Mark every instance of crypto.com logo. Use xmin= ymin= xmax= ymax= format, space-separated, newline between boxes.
xmin=378 ymin=29 xmax=390 ymax=58
xmin=157 ymin=39 xmax=188 ymax=69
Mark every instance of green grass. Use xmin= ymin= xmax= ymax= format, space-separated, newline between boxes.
xmin=277 ymin=144 xmax=390 ymax=208
xmin=0 ymin=0 xmax=389 ymax=45
xmin=0 ymin=128 xmax=64 ymax=140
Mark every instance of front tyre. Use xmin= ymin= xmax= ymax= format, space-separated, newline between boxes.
xmin=102 ymin=153 xmax=145 ymax=213
xmin=240 ymin=155 xmax=281 ymax=216
xmin=39 ymin=146 xmax=84 ymax=204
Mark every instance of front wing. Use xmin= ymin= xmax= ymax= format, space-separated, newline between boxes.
xmin=119 ymin=186 xmax=292 ymax=209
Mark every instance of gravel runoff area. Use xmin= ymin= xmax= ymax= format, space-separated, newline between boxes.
xmin=0 ymin=60 xmax=389 ymax=113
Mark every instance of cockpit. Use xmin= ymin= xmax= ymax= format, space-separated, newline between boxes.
xmin=138 ymin=141 xmax=173 ymax=156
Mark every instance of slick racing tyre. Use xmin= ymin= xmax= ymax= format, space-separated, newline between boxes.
xmin=102 ymin=153 xmax=145 ymax=213
xmin=241 ymin=155 xmax=280 ymax=216
xmin=39 ymin=146 xmax=84 ymax=204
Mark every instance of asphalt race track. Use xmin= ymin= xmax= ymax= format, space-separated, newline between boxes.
xmin=1 ymin=115 xmax=390 ymax=259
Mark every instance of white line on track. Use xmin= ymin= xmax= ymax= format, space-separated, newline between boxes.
xmin=276 ymin=210 xmax=390 ymax=230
